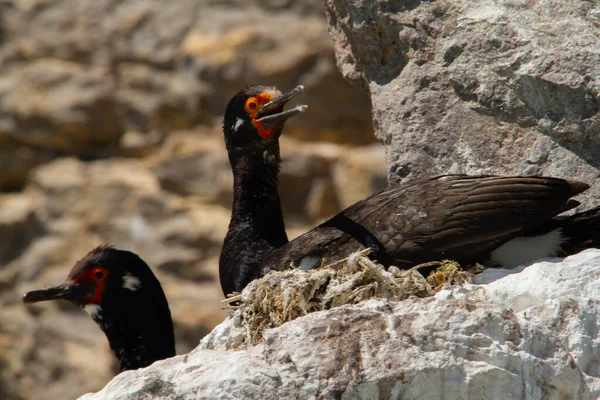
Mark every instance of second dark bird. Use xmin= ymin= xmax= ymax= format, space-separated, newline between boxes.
xmin=23 ymin=246 xmax=175 ymax=372
xmin=219 ymin=85 xmax=600 ymax=296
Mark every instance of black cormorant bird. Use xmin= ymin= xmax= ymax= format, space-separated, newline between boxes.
xmin=23 ymin=246 xmax=175 ymax=371
xmin=219 ymin=85 xmax=599 ymax=296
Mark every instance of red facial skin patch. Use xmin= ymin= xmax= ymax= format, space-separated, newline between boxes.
xmin=253 ymin=119 xmax=276 ymax=140
xmin=245 ymin=93 xmax=277 ymax=140
xmin=71 ymin=267 xmax=108 ymax=304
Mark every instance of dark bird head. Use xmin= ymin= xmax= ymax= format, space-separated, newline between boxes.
xmin=222 ymin=85 xmax=307 ymax=153
xmin=23 ymin=246 xmax=175 ymax=371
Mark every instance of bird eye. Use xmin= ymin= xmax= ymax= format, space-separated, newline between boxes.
xmin=93 ymin=269 xmax=106 ymax=281
xmin=245 ymin=98 xmax=258 ymax=113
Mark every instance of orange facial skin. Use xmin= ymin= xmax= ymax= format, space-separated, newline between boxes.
xmin=71 ymin=267 xmax=108 ymax=304
xmin=245 ymin=93 xmax=277 ymax=139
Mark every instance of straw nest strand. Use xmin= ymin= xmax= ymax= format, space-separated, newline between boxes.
xmin=222 ymin=249 xmax=472 ymax=346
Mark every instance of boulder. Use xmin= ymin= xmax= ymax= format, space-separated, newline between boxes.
xmin=324 ymin=0 xmax=600 ymax=208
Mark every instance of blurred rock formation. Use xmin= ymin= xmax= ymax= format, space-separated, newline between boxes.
xmin=0 ymin=0 xmax=375 ymax=191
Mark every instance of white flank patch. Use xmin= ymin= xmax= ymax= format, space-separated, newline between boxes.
xmin=232 ymin=118 xmax=244 ymax=132
xmin=490 ymin=229 xmax=563 ymax=268
xmin=298 ymin=255 xmax=321 ymax=270
xmin=84 ymin=304 xmax=102 ymax=320
xmin=123 ymin=273 xmax=141 ymax=291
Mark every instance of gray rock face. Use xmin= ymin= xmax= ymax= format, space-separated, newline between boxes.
xmin=324 ymin=0 xmax=600 ymax=208
xmin=79 ymin=250 xmax=600 ymax=399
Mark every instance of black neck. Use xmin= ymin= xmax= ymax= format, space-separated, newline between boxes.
xmin=230 ymin=145 xmax=286 ymax=231
xmin=220 ymin=142 xmax=288 ymax=294
xmin=95 ymin=306 xmax=175 ymax=371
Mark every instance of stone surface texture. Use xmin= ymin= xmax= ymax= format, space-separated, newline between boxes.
xmin=325 ymin=0 xmax=600 ymax=208
xmin=80 ymin=250 xmax=600 ymax=400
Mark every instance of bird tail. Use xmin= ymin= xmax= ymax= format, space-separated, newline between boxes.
xmin=555 ymin=206 xmax=600 ymax=256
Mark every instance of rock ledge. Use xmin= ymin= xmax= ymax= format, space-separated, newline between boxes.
xmin=81 ymin=249 xmax=600 ymax=400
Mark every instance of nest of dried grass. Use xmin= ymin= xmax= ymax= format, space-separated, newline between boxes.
xmin=223 ymin=250 xmax=471 ymax=346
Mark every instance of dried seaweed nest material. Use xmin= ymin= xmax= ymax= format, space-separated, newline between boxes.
xmin=225 ymin=251 xmax=470 ymax=347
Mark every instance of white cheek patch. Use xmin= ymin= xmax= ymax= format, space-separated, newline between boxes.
xmin=122 ymin=273 xmax=141 ymax=291
xmin=84 ymin=304 xmax=102 ymax=320
xmin=232 ymin=117 xmax=244 ymax=132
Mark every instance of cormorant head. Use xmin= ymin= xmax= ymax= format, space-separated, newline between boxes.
xmin=222 ymin=85 xmax=307 ymax=152
xmin=23 ymin=246 xmax=175 ymax=371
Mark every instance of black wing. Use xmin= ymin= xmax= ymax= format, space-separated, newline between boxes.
xmin=264 ymin=175 xmax=588 ymax=271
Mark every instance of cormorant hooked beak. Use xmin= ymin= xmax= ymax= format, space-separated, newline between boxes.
xmin=255 ymin=85 xmax=308 ymax=129
xmin=23 ymin=281 xmax=96 ymax=304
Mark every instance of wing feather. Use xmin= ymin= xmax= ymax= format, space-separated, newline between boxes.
xmin=265 ymin=175 xmax=587 ymax=270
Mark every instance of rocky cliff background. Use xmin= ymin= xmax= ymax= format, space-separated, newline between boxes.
xmin=2 ymin=0 xmax=600 ymax=399
xmin=0 ymin=1 xmax=385 ymax=399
